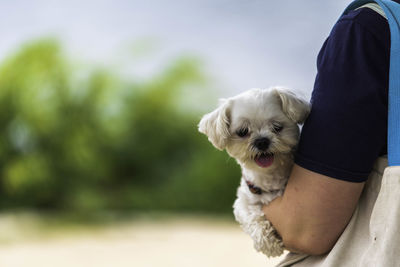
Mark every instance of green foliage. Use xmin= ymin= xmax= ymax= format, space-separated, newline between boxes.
xmin=0 ymin=39 xmax=241 ymax=214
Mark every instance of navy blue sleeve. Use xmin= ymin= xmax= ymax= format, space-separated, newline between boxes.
xmin=294 ymin=8 xmax=390 ymax=182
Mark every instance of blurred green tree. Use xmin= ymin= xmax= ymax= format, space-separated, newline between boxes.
xmin=0 ymin=39 xmax=241 ymax=214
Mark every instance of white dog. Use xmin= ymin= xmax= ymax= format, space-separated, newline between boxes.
xmin=198 ymin=87 xmax=310 ymax=257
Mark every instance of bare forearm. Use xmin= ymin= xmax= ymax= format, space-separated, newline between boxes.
xmin=262 ymin=164 xmax=365 ymax=255
xmin=262 ymin=195 xmax=333 ymax=255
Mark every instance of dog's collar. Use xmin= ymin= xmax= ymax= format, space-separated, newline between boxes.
xmin=245 ymin=179 xmax=282 ymax=195
xmin=245 ymin=180 xmax=263 ymax=195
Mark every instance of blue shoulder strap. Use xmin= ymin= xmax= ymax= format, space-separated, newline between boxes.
xmin=344 ymin=0 xmax=400 ymax=166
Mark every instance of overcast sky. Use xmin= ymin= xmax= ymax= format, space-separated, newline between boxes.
xmin=0 ymin=0 xmax=352 ymax=99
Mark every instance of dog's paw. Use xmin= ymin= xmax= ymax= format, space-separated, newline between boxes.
xmin=252 ymin=218 xmax=284 ymax=257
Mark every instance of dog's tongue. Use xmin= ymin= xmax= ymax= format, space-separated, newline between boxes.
xmin=255 ymin=154 xmax=274 ymax=168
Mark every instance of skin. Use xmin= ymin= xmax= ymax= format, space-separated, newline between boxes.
xmin=262 ymin=164 xmax=365 ymax=255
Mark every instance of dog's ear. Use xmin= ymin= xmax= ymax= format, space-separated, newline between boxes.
xmin=273 ymin=88 xmax=310 ymax=124
xmin=198 ymin=99 xmax=231 ymax=150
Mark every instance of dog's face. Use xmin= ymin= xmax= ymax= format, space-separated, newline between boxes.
xmin=198 ymin=88 xmax=310 ymax=170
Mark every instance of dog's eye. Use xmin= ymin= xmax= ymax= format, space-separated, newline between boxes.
xmin=272 ymin=123 xmax=283 ymax=133
xmin=236 ymin=128 xmax=249 ymax=137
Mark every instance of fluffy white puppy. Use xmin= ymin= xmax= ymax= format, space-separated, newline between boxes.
xmin=198 ymin=87 xmax=310 ymax=257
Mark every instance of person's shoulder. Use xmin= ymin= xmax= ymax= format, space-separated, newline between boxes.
xmin=335 ymin=6 xmax=389 ymax=43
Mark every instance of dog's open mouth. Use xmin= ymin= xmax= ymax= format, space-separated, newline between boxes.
xmin=255 ymin=153 xmax=274 ymax=168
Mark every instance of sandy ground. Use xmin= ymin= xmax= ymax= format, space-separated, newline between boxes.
xmin=0 ymin=215 xmax=287 ymax=267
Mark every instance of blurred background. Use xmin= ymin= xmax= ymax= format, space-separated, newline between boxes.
xmin=0 ymin=0 xmax=351 ymax=266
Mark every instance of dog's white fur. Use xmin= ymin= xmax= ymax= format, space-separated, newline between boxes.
xmin=198 ymin=87 xmax=310 ymax=257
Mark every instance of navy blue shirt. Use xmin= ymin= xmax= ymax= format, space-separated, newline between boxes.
xmin=295 ymin=6 xmax=395 ymax=182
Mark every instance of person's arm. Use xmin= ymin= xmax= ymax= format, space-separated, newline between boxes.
xmin=263 ymin=164 xmax=365 ymax=255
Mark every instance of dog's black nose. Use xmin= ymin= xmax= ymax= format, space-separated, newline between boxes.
xmin=254 ymin=138 xmax=270 ymax=151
